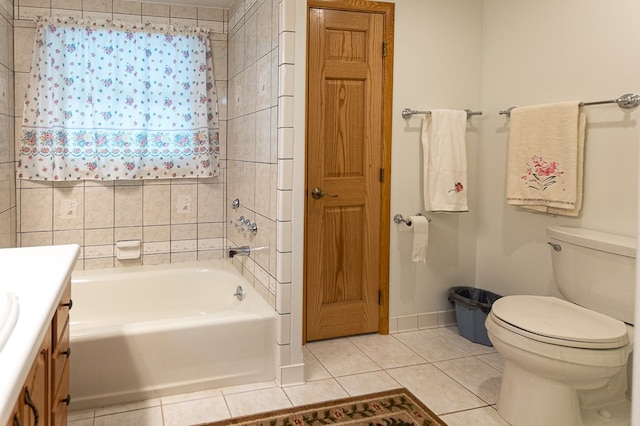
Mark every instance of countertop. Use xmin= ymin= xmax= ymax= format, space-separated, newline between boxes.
xmin=0 ymin=244 xmax=80 ymax=425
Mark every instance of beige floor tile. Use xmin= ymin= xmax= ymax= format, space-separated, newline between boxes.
xmin=433 ymin=326 xmax=498 ymax=355
xmin=93 ymin=407 xmax=164 ymax=426
xmin=336 ymin=370 xmax=402 ymax=396
xmin=224 ymin=387 xmax=292 ymax=417
xmin=477 ymin=352 xmax=505 ymax=372
xmin=434 ymin=357 xmax=502 ymax=405
xmin=93 ymin=398 xmax=162 ymax=417
xmin=160 ymin=388 xmax=223 ymax=405
xmin=306 ymin=338 xmax=380 ymax=377
xmin=349 ymin=333 xmax=426 ymax=369
xmin=283 ymin=378 xmax=349 ymax=406
xmin=393 ymin=329 xmax=471 ymax=362
xmin=67 ymin=409 xmax=95 ymax=421
xmin=68 ymin=420 xmax=94 ymax=426
xmin=303 ymin=346 xmax=332 ymax=381
xmin=162 ymin=396 xmax=231 ymax=426
xmin=220 ymin=380 xmax=279 ymax=396
xmin=387 ymin=363 xmax=487 ymax=414
xmin=440 ymin=406 xmax=511 ymax=425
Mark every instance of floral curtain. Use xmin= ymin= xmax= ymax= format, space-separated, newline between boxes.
xmin=18 ymin=17 xmax=219 ymax=181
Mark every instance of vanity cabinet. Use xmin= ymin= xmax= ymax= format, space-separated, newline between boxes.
xmin=51 ymin=282 xmax=72 ymax=426
xmin=7 ymin=281 xmax=71 ymax=426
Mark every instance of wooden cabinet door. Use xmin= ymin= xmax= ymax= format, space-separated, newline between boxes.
xmin=21 ymin=327 xmax=51 ymax=426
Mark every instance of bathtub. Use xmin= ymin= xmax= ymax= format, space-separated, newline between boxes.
xmin=68 ymin=260 xmax=276 ymax=410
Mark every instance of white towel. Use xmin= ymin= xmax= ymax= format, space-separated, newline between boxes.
xmin=422 ymin=110 xmax=469 ymax=212
xmin=506 ymin=101 xmax=585 ymax=216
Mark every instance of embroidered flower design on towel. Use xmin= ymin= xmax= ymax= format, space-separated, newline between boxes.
xmin=521 ymin=155 xmax=563 ymax=191
xmin=448 ymin=182 xmax=464 ymax=194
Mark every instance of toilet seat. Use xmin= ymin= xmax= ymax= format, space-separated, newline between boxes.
xmin=490 ymin=295 xmax=629 ymax=349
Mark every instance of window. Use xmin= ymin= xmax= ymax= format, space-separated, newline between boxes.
xmin=18 ymin=18 xmax=219 ymax=181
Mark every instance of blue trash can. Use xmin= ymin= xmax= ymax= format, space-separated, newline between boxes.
xmin=448 ymin=286 xmax=502 ymax=346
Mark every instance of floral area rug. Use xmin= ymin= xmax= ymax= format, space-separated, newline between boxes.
xmin=202 ymin=388 xmax=447 ymax=426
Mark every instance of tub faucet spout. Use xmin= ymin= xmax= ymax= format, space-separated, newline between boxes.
xmin=228 ymin=246 xmax=250 ymax=258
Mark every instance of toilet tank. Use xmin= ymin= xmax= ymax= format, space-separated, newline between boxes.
xmin=546 ymin=226 xmax=636 ymax=325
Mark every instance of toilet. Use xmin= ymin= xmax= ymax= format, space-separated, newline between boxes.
xmin=485 ymin=226 xmax=635 ymax=426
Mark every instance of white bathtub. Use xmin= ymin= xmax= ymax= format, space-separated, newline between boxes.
xmin=68 ymin=260 xmax=276 ymax=410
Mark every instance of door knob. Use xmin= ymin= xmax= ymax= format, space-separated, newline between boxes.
xmin=311 ymin=187 xmax=338 ymax=199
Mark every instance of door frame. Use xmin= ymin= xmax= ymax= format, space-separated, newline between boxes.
xmin=303 ymin=0 xmax=394 ymax=342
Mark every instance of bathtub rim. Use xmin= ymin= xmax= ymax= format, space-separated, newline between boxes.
xmin=71 ymin=258 xmax=246 ymax=282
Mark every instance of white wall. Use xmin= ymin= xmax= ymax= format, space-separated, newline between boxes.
xmin=477 ymin=0 xmax=640 ymax=298
xmin=388 ymin=0 xmax=483 ymax=323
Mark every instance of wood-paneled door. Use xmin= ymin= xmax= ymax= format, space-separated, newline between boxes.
xmin=305 ymin=0 xmax=394 ymax=342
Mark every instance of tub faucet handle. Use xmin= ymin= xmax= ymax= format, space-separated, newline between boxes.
xmin=234 ymin=285 xmax=246 ymax=301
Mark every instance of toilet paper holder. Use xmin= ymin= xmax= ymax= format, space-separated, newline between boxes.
xmin=393 ymin=213 xmax=431 ymax=226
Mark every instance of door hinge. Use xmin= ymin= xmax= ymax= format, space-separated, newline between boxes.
xmin=382 ymin=42 xmax=387 ymax=57
xmin=379 ymin=168 xmax=385 ymax=182
xmin=378 ymin=290 xmax=383 ymax=305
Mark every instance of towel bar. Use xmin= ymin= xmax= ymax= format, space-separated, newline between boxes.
xmin=393 ymin=214 xmax=431 ymax=226
xmin=499 ymin=93 xmax=640 ymax=117
xmin=402 ymin=108 xmax=483 ymax=120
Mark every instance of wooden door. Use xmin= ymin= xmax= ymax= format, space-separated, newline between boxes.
xmin=305 ymin=1 xmax=394 ymax=342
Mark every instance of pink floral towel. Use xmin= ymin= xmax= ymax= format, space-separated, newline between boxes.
xmin=506 ymin=101 xmax=586 ymax=216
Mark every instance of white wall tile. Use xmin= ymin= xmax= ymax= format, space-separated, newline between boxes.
xmin=170 ymin=184 xmax=197 ymax=225
xmin=276 ymin=282 xmax=291 ymax=313
xmin=278 ymin=31 xmax=294 ymax=65
xmin=85 ymin=185 xmax=114 ymax=229
xmin=278 ymin=63 xmax=294 ymax=97
xmin=279 ymin=0 xmax=295 ymax=33
xmin=276 ymin=313 xmax=291 ymax=345
xmin=277 ymin=96 xmax=293 ymax=128
xmin=115 ymin=184 xmax=142 ymax=227
xmin=277 ymin=127 xmax=293 ymax=159
xmin=276 ymin=189 xmax=291 ymax=222
xmin=53 ymin=185 xmax=84 ymax=231
xmin=276 ymin=220 xmax=291 ymax=252
xmin=276 ymin=159 xmax=292 ymax=191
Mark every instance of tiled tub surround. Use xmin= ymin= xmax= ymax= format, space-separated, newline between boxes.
xmin=14 ymin=0 xmax=230 ymax=267
xmin=224 ymin=0 xmax=301 ymax=385
xmin=18 ymin=178 xmax=226 ymax=269
xmin=225 ymin=0 xmax=281 ymax=309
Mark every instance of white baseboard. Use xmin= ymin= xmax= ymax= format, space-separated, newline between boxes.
xmin=389 ymin=309 xmax=456 ymax=334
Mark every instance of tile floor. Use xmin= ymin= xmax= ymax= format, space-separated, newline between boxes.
xmin=68 ymin=326 xmax=510 ymax=426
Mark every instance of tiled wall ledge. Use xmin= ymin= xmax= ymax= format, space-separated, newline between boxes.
xmin=389 ymin=310 xmax=457 ymax=334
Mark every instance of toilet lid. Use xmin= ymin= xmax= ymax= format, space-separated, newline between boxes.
xmin=490 ymin=295 xmax=629 ymax=349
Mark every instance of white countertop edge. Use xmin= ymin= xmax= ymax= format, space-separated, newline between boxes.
xmin=0 ymin=244 xmax=80 ymax=425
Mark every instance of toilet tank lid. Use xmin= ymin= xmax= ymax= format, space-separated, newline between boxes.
xmin=546 ymin=226 xmax=636 ymax=258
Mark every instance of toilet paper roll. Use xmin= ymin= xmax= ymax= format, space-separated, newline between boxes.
xmin=408 ymin=215 xmax=429 ymax=263
xmin=398 ymin=218 xmax=414 ymax=231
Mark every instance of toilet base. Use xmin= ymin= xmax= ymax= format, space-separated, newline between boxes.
xmin=497 ymin=362 xmax=630 ymax=426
